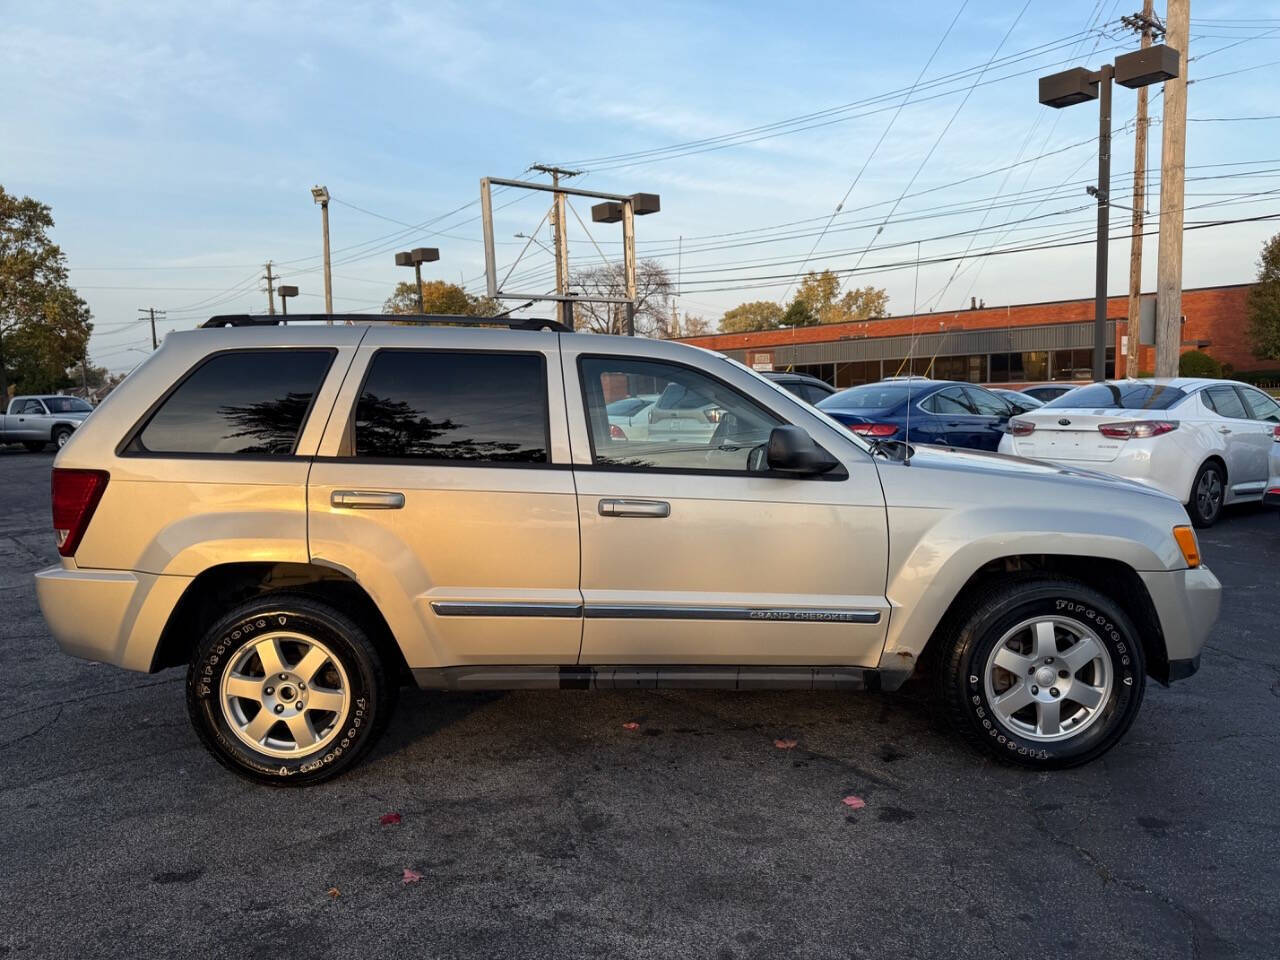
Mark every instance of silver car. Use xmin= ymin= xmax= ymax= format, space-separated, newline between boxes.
xmin=34 ymin=315 xmax=1220 ymax=785
xmin=1 ymin=394 xmax=93 ymax=452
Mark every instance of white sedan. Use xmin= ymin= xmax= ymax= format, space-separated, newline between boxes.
xmin=998 ymin=377 xmax=1280 ymax=527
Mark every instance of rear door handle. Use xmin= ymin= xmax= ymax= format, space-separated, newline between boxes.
xmin=598 ymin=498 xmax=670 ymax=518
xmin=331 ymin=490 xmax=405 ymax=509
xmin=1218 ymin=427 xmax=1232 ymax=434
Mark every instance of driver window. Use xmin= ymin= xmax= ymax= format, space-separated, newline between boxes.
xmin=580 ymin=356 xmax=782 ymax=472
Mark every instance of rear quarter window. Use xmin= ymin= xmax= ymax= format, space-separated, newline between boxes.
xmin=125 ymin=349 xmax=334 ymax=456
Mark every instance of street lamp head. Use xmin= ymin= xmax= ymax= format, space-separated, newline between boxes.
xmin=1115 ymin=43 xmax=1180 ymax=89
xmin=630 ymin=193 xmax=661 ymax=216
xmin=311 ymin=185 xmax=329 ymax=204
xmin=591 ymin=201 xmax=624 ymax=224
xmin=1038 ymin=67 xmax=1099 ymax=108
xmin=410 ymin=247 xmax=440 ymax=264
xmin=277 ymin=285 xmax=299 ymax=299
xmin=394 ymin=251 xmax=413 ymax=267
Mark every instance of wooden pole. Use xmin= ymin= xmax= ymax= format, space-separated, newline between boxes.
xmin=1154 ymin=0 xmax=1189 ymax=377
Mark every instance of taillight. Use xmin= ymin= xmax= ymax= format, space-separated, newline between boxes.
xmin=848 ymin=422 xmax=898 ymax=437
xmin=1098 ymin=420 xmax=1177 ymax=439
xmin=51 ymin=468 xmax=108 ymax=557
xmin=609 ymin=423 xmax=627 ymax=440
xmin=1009 ymin=418 xmax=1036 ymax=436
xmin=1273 ymin=425 xmax=1280 ymax=443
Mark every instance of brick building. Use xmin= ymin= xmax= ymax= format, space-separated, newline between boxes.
xmin=679 ymin=283 xmax=1260 ymax=389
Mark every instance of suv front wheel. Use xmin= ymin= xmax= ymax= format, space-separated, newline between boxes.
xmin=186 ymin=594 xmax=395 ymax=785
xmin=937 ymin=577 xmax=1145 ymax=769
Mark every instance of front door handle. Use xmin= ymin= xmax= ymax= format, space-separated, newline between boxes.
xmin=598 ymin=498 xmax=670 ymax=518
xmin=1218 ymin=427 xmax=1232 ymax=434
xmin=331 ymin=490 xmax=405 ymax=509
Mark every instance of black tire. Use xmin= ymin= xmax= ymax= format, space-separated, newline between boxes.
xmin=1188 ymin=460 xmax=1225 ymax=528
xmin=936 ymin=576 xmax=1146 ymax=769
xmin=23 ymin=441 xmax=46 ymax=453
xmin=186 ymin=593 xmax=396 ymax=786
xmin=52 ymin=426 xmax=73 ymax=450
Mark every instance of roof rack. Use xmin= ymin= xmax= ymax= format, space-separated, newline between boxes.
xmin=201 ymin=313 xmax=569 ymax=332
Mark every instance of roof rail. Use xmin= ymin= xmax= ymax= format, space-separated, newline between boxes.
xmin=201 ymin=313 xmax=569 ymax=332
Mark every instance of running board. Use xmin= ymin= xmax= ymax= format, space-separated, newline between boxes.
xmin=412 ymin=665 xmax=881 ymax=692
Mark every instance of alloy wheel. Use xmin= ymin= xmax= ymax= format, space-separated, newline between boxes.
xmin=983 ymin=615 xmax=1112 ymax=742
xmin=1195 ymin=469 xmax=1222 ymax=522
xmin=219 ymin=632 xmax=350 ymax=758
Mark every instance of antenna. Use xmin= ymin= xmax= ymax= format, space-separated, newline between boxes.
xmin=903 ymin=241 xmax=921 ymax=466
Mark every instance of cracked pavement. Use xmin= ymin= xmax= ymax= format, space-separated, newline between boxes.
xmin=0 ymin=449 xmax=1277 ymax=959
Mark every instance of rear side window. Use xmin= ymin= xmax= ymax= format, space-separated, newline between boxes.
xmin=352 ymin=350 xmax=548 ymax=463
xmin=129 ymin=350 xmax=333 ymax=455
xmin=1045 ymin=382 xmax=1187 ymax=410
xmin=1202 ymin=385 xmax=1248 ymax=419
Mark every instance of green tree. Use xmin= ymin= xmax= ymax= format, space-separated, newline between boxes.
xmin=1178 ymin=349 xmax=1222 ymax=378
xmin=0 ymin=186 xmax=93 ymax=397
xmin=720 ymin=300 xmax=783 ymax=333
xmin=782 ymin=298 xmax=816 ymax=327
xmin=383 ymin=279 xmax=500 ymax=317
xmin=793 ymin=270 xmax=889 ymax=324
xmin=1247 ymin=233 xmax=1280 ymax=360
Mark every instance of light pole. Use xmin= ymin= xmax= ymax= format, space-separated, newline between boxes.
xmin=394 ymin=247 xmax=440 ymax=314
xmin=1039 ymin=44 xmax=1179 ymax=381
xmin=277 ymin=285 xmax=298 ymax=319
xmin=311 ymin=186 xmax=333 ymax=322
xmin=590 ymin=193 xmax=661 ymax=335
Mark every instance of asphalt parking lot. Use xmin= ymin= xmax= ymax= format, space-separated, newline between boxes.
xmin=0 ymin=449 xmax=1276 ymax=959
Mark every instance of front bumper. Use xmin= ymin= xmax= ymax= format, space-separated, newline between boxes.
xmin=34 ymin=564 xmax=191 ymax=672
xmin=1138 ymin=565 xmax=1222 ymax=682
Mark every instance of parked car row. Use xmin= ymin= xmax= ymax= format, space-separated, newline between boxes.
xmin=785 ymin=370 xmax=1278 ymax=527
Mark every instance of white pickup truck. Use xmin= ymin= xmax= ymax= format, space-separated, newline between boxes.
xmin=1 ymin=395 xmax=93 ymax=452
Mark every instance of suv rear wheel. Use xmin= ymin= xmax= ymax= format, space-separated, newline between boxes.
xmin=185 ymin=594 xmax=395 ymax=785
xmin=937 ymin=577 xmax=1145 ymax=769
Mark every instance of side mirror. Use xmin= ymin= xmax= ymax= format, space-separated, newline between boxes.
xmin=766 ymin=425 xmax=840 ymax=474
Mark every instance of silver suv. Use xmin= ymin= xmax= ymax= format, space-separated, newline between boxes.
xmin=35 ymin=315 xmax=1221 ymax=785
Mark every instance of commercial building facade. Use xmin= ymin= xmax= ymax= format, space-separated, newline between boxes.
xmin=680 ymin=283 xmax=1259 ymax=389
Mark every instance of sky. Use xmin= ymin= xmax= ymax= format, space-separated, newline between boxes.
xmin=3 ymin=0 xmax=1280 ymax=371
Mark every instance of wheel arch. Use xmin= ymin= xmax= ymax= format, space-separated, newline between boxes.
xmin=900 ymin=554 xmax=1169 ymax=687
xmin=152 ymin=561 xmax=409 ymax=681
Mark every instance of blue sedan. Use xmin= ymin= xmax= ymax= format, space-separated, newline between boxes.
xmin=815 ymin=379 xmax=1016 ymax=451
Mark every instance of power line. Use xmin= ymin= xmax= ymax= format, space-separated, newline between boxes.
xmin=776 ymin=0 xmax=969 ymax=304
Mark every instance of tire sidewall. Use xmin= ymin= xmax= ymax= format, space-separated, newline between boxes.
xmin=54 ymin=427 xmax=72 ymax=449
xmin=955 ymin=586 xmax=1144 ymax=766
xmin=1190 ymin=461 xmax=1224 ymax=527
xmin=187 ymin=603 xmax=380 ymax=784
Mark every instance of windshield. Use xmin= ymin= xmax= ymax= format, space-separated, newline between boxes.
xmin=1044 ymin=382 xmax=1187 ymax=411
xmin=818 ymin=383 xmax=914 ymax=410
xmin=43 ymin=396 xmax=93 ymax=413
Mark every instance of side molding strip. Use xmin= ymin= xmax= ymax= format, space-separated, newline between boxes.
xmin=430 ymin=602 xmax=583 ymax=618
xmin=429 ymin=602 xmax=881 ymax=625
xmin=584 ymin=605 xmax=881 ymax=624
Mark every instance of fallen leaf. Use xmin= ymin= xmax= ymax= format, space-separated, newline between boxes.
xmin=621 ymin=722 xmax=640 ymax=731
xmin=402 ymin=868 xmax=422 ymax=884
xmin=842 ymin=795 xmax=866 ymax=810
xmin=326 ymin=887 xmax=340 ymax=899
xmin=774 ymin=738 xmax=797 ymax=750
xmin=379 ymin=812 xmax=402 ymax=826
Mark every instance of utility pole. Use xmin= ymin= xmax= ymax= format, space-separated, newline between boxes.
xmin=1155 ymin=0 xmax=1190 ymax=377
xmin=263 ymin=262 xmax=276 ymax=316
xmin=80 ymin=349 xmax=88 ymax=392
xmin=1122 ymin=1 xmax=1162 ymax=377
xmin=137 ymin=307 xmax=165 ymax=349
xmin=529 ymin=164 xmax=582 ymax=329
